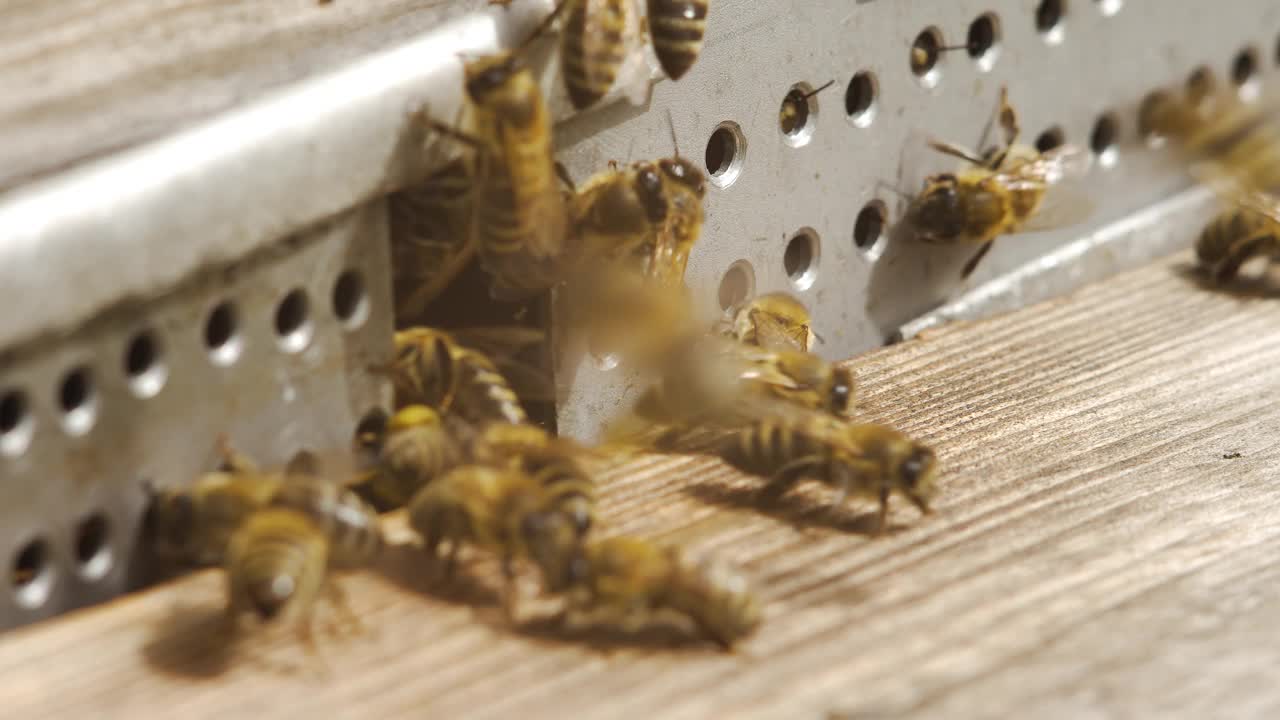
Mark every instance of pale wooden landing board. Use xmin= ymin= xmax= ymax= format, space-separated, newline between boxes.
xmin=2 ymin=254 xmax=1279 ymax=719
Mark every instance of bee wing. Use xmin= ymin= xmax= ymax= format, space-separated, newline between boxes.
xmin=1001 ymin=146 xmax=1096 ymax=233
xmin=748 ymin=309 xmax=810 ymax=353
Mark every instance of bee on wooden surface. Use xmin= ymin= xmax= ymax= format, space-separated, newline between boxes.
xmin=613 ymin=337 xmax=856 ymax=444
xmin=390 ymin=159 xmax=477 ymax=319
xmin=351 ymin=405 xmax=470 ymax=512
xmin=146 ymin=470 xmax=282 ymax=567
xmin=903 ymin=86 xmax=1093 ymax=279
xmin=268 ymin=476 xmax=383 ymax=569
xmin=718 ymin=417 xmax=938 ymax=533
xmin=561 ymin=535 xmax=760 ymax=648
xmin=471 ymin=422 xmax=597 ymax=538
xmin=224 ymin=508 xmax=330 ymax=636
xmin=1195 ymin=190 xmax=1280 ymax=283
xmin=458 ymin=51 xmax=571 ymax=300
xmin=409 ymin=462 xmax=593 ymax=609
xmin=384 ymin=327 xmax=529 ymax=426
xmin=717 ymin=291 xmax=817 ymax=352
xmin=646 ymin=0 xmax=710 ymax=81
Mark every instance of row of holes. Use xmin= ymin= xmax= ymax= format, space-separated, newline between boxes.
xmin=0 ymin=271 xmax=369 ymax=459
xmin=11 ymin=514 xmax=110 ymax=609
xmin=708 ymin=40 xmax=1276 ymax=299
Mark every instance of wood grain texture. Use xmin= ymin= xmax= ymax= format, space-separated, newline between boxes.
xmin=0 ymin=0 xmax=484 ymax=192
xmin=2 ymin=254 xmax=1279 ymax=719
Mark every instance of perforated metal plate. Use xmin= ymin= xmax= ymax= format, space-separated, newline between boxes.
xmin=0 ymin=0 xmax=1277 ymax=628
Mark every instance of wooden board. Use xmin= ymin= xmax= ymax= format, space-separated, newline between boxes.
xmin=2 ymin=253 xmax=1280 ymax=719
xmin=0 ymin=0 xmax=480 ymax=193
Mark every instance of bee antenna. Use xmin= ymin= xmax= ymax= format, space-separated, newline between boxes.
xmin=666 ymin=109 xmax=680 ymax=158
xmin=516 ymin=0 xmax=573 ymax=54
xmin=803 ymin=80 xmax=836 ymax=99
xmin=874 ymin=180 xmax=913 ymax=201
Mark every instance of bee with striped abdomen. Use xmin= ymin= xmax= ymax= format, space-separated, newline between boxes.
xmin=351 ymin=405 xmax=471 ymax=512
xmin=1195 ymin=190 xmax=1280 ymax=283
xmin=390 ymin=159 xmax=477 ymax=319
xmin=646 ymin=0 xmax=710 ymax=81
xmin=408 ymin=464 xmax=593 ymax=612
xmin=904 ymin=86 xmax=1093 ymax=279
xmin=460 ymin=51 xmax=571 ymax=300
xmin=560 ymin=0 xmax=637 ymax=110
xmin=224 ymin=508 xmax=330 ymax=639
xmin=718 ymin=416 xmax=938 ymax=533
xmin=384 ymin=327 xmax=529 ymax=426
xmin=561 ymin=535 xmax=760 ymax=648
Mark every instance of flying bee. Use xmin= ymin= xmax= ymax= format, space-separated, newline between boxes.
xmin=224 ymin=508 xmax=330 ymax=640
xmin=408 ymin=465 xmax=594 ymax=612
xmin=778 ymin=81 xmax=834 ymax=137
xmin=350 ymin=405 xmax=471 ymax=512
xmin=1195 ymin=189 xmax=1280 ymax=283
xmin=390 ymin=159 xmax=477 ymax=320
xmin=717 ymin=291 xmax=818 ymax=352
xmin=560 ymin=535 xmax=761 ymax=648
xmin=718 ymin=416 xmax=938 ymax=533
xmin=903 ymin=86 xmax=1093 ymax=279
xmin=1139 ymin=88 xmax=1280 ymax=194
xmin=646 ymin=0 xmax=710 ymax=81
xmin=383 ymin=327 xmax=529 ymax=426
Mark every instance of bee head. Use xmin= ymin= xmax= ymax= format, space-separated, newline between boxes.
xmin=907 ymin=174 xmax=966 ymax=242
xmin=464 ymin=54 xmax=520 ymax=103
xmin=659 ymin=157 xmax=707 ymax=198
xmin=896 ymin=444 xmax=939 ymax=514
xmin=632 ymin=163 xmax=669 ymax=223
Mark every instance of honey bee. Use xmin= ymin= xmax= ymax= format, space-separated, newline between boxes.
xmin=408 ymin=465 xmax=594 ymax=609
xmin=1139 ymin=88 xmax=1280 ymax=193
xmin=569 ymin=153 xmax=707 ymax=283
xmin=561 ymin=535 xmax=761 ymax=648
xmin=1195 ymin=190 xmax=1280 ymax=283
xmin=390 ymin=159 xmax=477 ymax=319
xmin=351 ymin=405 xmax=470 ymax=512
xmin=560 ymin=0 xmax=637 ymax=110
xmin=459 ymin=51 xmax=571 ymax=300
xmin=146 ymin=469 xmax=282 ymax=566
xmin=384 ymin=327 xmax=529 ymax=426
xmin=224 ymin=508 xmax=330 ymax=633
xmin=904 ymin=86 xmax=1093 ymax=279
xmin=646 ymin=0 xmax=710 ymax=81
xmin=616 ymin=337 xmax=856 ymax=443
xmin=717 ymin=291 xmax=817 ymax=352
xmin=718 ymin=416 xmax=938 ymax=533
xmin=565 ymin=262 xmax=703 ymax=370
xmin=470 ymin=422 xmax=597 ymax=538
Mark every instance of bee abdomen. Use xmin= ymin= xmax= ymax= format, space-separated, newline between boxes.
xmin=562 ymin=0 xmax=631 ymax=110
xmin=460 ymin=362 xmax=529 ymax=425
xmin=667 ymin=550 xmax=761 ymax=647
xmin=720 ymin=422 xmax=797 ymax=475
xmin=227 ymin=510 xmax=328 ymax=622
xmin=646 ymin=0 xmax=708 ymax=81
xmin=270 ymin=480 xmax=383 ymax=568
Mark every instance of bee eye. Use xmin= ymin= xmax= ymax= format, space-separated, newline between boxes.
xmin=900 ymin=448 xmax=933 ymax=485
xmin=634 ymin=169 xmax=668 ymax=222
xmin=637 ymin=168 xmax=662 ymax=194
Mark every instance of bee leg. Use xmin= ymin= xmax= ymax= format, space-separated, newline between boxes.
xmin=324 ymin=580 xmax=363 ymax=637
xmin=500 ymin=554 xmax=519 ymax=622
xmin=961 ymin=241 xmax=995 ymax=280
xmin=554 ymin=161 xmax=576 ymax=192
xmin=875 ymin=487 xmax=891 ymax=536
xmin=1213 ymin=232 xmax=1274 ymax=283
